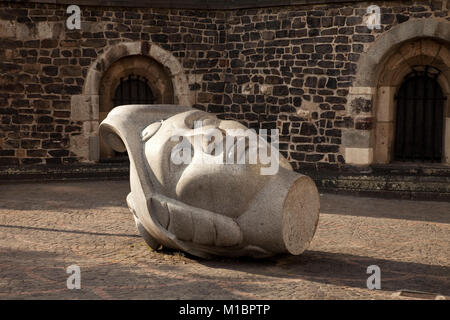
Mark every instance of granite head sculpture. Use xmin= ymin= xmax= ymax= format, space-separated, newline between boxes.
xmin=100 ymin=104 xmax=320 ymax=259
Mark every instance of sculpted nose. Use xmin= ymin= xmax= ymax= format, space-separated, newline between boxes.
xmin=200 ymin=127 xmax=226 ymax=156
xmin=201 ymin=118 xmax=219 ymax=127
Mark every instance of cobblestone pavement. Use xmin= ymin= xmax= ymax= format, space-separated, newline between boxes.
xmin=0 ymin=180 xmax=448 ymax=300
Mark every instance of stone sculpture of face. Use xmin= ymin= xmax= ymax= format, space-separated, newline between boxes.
xmin=141 ymin=110 xmax=286 ymax=219
xmin=100 ymin=105 xmax=320 ymax=259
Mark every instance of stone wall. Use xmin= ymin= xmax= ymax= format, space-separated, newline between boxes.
xmin=0 ymin=0 xmax=449 ymax=170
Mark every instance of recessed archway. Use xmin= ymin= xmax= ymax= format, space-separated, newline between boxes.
xmin=373 ymin=38 xmax=450 ymax=165
xmin=344 ymin=19 xmax=450 ymax=166
xmin=69 ymin=42 xmax=192 ymax=162
xmin=98 ymin=55 xmax=174 ymax=160
xmin=393 ymin=66 xmax=445 ymax=163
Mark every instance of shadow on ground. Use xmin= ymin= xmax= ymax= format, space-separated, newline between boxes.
xmin=198 ymin=250 xmax=450 ymax=296
xmin=320 ymin=194 xmax=450 ymax=224
xmin=0 ymin=181 xmax=130 ymax=211
xmin=0 ymin=248 xmax=246 ymax=299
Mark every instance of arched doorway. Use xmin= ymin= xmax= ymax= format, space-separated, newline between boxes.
xmin=343 ymin=20 xmax=450 ymax=166
xmin=394 ymin=66 xmax=445 ymax=162
xmin=70 ymin=41 xmax=192 ymax=163
xmin=367 ymin=37 xmax=450 ymax=165
xmin=113 ymin=75 xmax=155 ymax=106
xmin=98 ymin=55 xmax=174 ymax=161
xmin=104 ymin=74 xmax=157 ymax=162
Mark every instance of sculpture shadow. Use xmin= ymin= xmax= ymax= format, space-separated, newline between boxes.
xmin=320 ymin=193 xmax=450 ymax=224
xmin=197 ymin=250 xmax=450 ymax=297
xmin=0 ymin=224 xmax=140 ymax=238
xmin=0 ymin=180 xmax=130 ymax=211
xmin=0 ymin=248 xmax=249 ymax=300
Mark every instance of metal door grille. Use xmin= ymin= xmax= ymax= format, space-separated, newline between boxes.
xmin=113 ymin=74 xmax=155 ymax=106
xmin=105 ymin=75 xmax=154 ymax=163
xmin=394 ymin=66 xmax=446 ymax=162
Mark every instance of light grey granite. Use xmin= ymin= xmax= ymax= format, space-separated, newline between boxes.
xmin=100 ymin=105 xmax=320 ymax=258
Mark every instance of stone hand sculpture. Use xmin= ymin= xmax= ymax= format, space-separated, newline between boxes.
xmin=100 ymin=105 xmax=320 ymax=259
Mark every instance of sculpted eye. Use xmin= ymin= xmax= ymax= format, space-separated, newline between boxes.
xmin=142 ymin=121 xmax=162 ymax=142
xmin=201 ymin=117 xmax=220 ymax=127
xmin=184 ymin=111 xmax=205 ymax=129
xmin=184 ymin=111 xmax=219 ymax=129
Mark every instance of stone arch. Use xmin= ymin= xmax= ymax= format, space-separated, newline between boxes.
xmin=70 ymin=42 xmax=191 ymax=162
xmin=98 ymin=55 xmax=174 ymax=159
xmin=344 ymin=20 xmax=450 ymax=166
xmin=374 ymin=39 xmax=450 ymax=164
xmin=354 ymin=19 xmax=450 ymax=87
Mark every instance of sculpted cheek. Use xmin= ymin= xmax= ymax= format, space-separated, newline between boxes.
xmin=175 ymin=165 xmax=262 ymax=219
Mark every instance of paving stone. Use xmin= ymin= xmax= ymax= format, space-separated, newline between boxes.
xmin=0 ymin=180 xmax=448 ymax=299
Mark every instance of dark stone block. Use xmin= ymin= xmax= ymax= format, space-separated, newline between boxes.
xmin=326 ymin=96 xmax=347 ymax=104
xmin=46 ymin=158 xmax=62 ymax=165
xmin=334 ymin=16 xmax=346 ymax=26
xmin=0 ymin=150 xmax=14 ymax=157
xmin=315 ymin=44 xmax=332 ymax=54
xmin=336 ymin=44 xmax=351 ymax=52
xmin=208 ymin=104 xmax=225 ymax=113
xmin=346 ymin=16 xmax=362 ymax=26
xmin=313 ymin=136 xmax=326 ymax=144
xmin=273 ymin=85 xmax=289 ymax=96
xmin=37 ymin=116 xmax=53 ymax=123
xmin=316 ymin=144 xmax=339 ymax=153
xmin=266 ymin=20 xmax=281 ymax=30
xmin=41 ymin=39 xmax=58 ymax=48
xmin=355 ymin=117 xmax=373 ymax=130
xmin=12 ymin=115 xmax=33 ymax=124
xmin=293 ymin=97 xmax=302 ymax=107
xmin=338 ymin=27 xmax=354 ymax=35
xmin=82 ymin=48 xmax=97 ymax=57
xmin=280 ymin=105 xmax=296 ymax=113
xmin=207 ymin=82 xmax=225 ymax=93
xmin=301 ymin=44 xmax=314 ymax=53
xmin=325 ymin=129 xmax=341 ymax=137
xmin=233 ymin=94 xmax=247 ymax=104
xmin=353 ymin=34 xmax=375 ymax=43
xmin=300 ymin=123 xmax=317 ymax=136
xmin=351 ymin=97 xmax=372 ymax=113
xmin=396 ymin=14 xmax=410 ymax=24
xmin=231 ymin=59 xmax=244 ymax=68
xmin=293 ymin=136 xmax=312 ymax=143
xmin=291 ymin=152 xmax=305 ymax=161
xmin=48 ymin=149 xmax=70 ymax=157
xmin=322 ymin=17 xmax=333 ymax=28
xmin=297 ymin=144 xmax=314 ymax=152
xmin=320 ymin=111 xmax=335 ymax=119
xmin=305 ymin=77 xmax=318 ymax=88
xmin=306 ymin=154 xmax=324 ymax=162
xmin=21 ymin=139 xmax=40 ymax=149
xmin=63 ymin=86 xmax=82 ymax=95
xmin=151 ymin=34 xmax=168 ymax=43
xmin=307 ymin=17 xmax=321 ymax=28
xmin=105 ymin=31 xmax=119 ymax=38
xmin=227 ymin=34 xmax=241 ymax=42
xmin=265 ymin=76 xmax=283 ymax=85
xmin=326 ymin=78 xmax=337 ymax=89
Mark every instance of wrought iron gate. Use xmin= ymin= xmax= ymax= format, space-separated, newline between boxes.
xmin=105 ymin=75 xmax=155 ymax=162
xmin=394 ymin=66 xmax=446 ymax=162
xmin=113 ymin=74 xmax=155 ymax=106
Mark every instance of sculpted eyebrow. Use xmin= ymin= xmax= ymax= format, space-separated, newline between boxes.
xmin=142 ymin=121 xmax=163 ymax=142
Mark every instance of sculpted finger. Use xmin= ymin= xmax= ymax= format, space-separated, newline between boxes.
xmin=151 ymin=194 xmax=242 ymax=247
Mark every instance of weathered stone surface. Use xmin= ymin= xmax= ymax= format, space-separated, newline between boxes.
xmin=70 ymin=95 xmax=99 ymax=121
xmin=100 ymin=105 xmax=320 ymax=258
xmin=0 ymin=0 xmax=448 ymax=169
xmin=0 ymin=180 xmax=448 ymax=299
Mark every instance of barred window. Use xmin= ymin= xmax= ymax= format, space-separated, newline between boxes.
xmin=113 ymin=74 xmax=155 ymax=106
